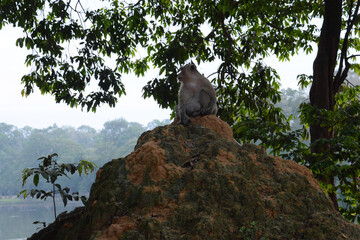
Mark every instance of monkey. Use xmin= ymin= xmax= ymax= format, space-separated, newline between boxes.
xmin=175 ymin=62 xmax=217 ymax=125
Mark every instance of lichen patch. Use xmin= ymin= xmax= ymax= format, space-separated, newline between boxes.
xmin=125 ymin=141 xmax=166 ymax=184
xmin=97 ymin=216 xmax=136 ymax=240
xmin=216 ymin=149 xmax=238 ymax=165
xmin=191 ymin=115 xmax=233 ymax=141
xmin=273 ymin=156 xmax=323 ymax=193
xmin=142 ymin=205 xmax=175 ymax=222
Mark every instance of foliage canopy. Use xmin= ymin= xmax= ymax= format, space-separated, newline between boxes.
xmin=0 ymin=0 xmax=317 ymax=115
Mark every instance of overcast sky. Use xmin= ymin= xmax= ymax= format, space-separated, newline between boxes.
xmin=0 ymin=25 xmax=316 ymax=130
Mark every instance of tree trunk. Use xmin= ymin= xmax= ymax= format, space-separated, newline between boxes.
xmin=310 ymin=0 xmax=342 ymax=210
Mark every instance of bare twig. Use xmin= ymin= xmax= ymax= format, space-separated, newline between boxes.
xmin=347 ymin=54 xmax=360 ymax=59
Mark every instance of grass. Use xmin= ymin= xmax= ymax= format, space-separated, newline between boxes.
xmin=0 ymin=198 xmax=21 ymax=202
xmin=0 ymin=198 xmax=23 ymax=204
xmin=0 ymin=197 xmax=45 ymax=206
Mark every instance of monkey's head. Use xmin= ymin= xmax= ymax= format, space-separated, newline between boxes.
xmin=177 ymin=63 xmax=199 ymax=82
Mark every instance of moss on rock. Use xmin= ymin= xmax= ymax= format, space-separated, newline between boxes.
xmin=29 ymin=116 xmax=360 ymax=240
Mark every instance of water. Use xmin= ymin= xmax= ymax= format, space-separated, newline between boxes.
xmin=0 ymin=198 xmax=82 ymax=240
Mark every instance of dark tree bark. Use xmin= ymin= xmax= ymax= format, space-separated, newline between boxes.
xmin=310 ymin=0 xmax=342 ymax=210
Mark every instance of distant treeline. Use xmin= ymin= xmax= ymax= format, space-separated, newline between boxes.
xmin=0 ymin=118 xmax=170 ymax=196
xmin=0 ymin=88 xmax=307 ymax=197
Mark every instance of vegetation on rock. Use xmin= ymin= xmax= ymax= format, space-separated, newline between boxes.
xmin=28 ymin=117 xmax=360 ymax=240
xmin=18 ymin=153 xmax=97 ymax=220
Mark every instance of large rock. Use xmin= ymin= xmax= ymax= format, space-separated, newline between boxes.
xmin=29 ymin=116 xmax=360 ymax=240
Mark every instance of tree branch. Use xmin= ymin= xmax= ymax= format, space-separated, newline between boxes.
xmin=219 ymin=13 xmax=234 ymax=82
xmin=347 ymin=54 xmax=360 ymax=59
xmin=334 ymin=0 xmax=360 ymax=94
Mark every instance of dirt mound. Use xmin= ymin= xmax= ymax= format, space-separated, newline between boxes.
xmin=29 ymin=116 xmax=360 ymax=240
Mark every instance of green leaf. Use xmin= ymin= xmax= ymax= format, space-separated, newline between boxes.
xmin=18 ymin=190 xmax=28 ymax=199
xmin=33 ymin=174 xmax=39 ymax=186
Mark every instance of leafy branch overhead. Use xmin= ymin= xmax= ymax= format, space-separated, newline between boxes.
xmin=0 ymin=0 xmax=316 ymax=114
xmin=0 ymin=1 xmax=320 ymax=161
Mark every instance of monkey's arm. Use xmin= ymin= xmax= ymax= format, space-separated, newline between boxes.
xmin=199 ymin=90 xmax=217 ymax=115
